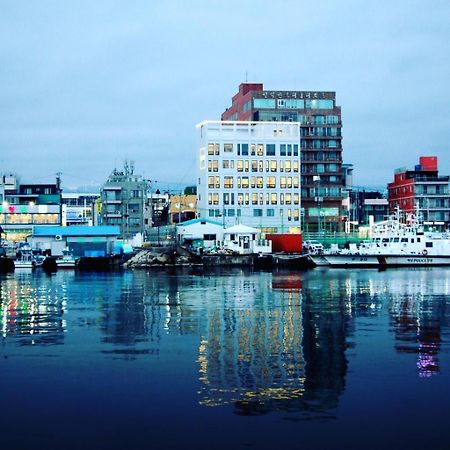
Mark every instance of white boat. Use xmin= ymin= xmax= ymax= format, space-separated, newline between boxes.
xmin=56 ymin=248 xmax=77 ymax=269
xmin=14 ymin=252 xmax=45 ymax=270
xmin=321 ymin=214 xmax=450 ymax=268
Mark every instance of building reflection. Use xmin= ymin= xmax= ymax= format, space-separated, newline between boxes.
xmin=0 ymin=273 xmax=66 ymax=346
xmin=337 ymin=269 xmax=450 ymax=378
xmin=197 ymin=271 xmax=351 ymax=417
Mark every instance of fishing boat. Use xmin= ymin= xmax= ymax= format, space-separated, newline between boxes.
xmin=56 ymin=248 xmax=77 ymax=269
xmin=14 ymin=251 xmax=45 ymax=270
xmin=318 ymin=212 xmax=450 ymax=268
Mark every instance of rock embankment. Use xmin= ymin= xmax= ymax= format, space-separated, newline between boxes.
xmin=124 ymin=247 xmax=199 ymax=269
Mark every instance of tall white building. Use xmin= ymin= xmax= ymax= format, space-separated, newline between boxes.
xmin=197 ymin=121 xmax=302 ymax=232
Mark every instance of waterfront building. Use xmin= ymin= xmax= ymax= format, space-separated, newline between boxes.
xmin=62 ymin=192 xmax=100 ymax=226
xmin=388 ymin=156 xmax=450 ymax=225
xmin=348 ymin=190 xmax=388 ymax=225
xmin=0 ymin=174 xmax=62 ymax=242
xmin=222 ymin=82 xmax=343 ymax=231
xmin=197 ymin=120 xmax=302 ymax=232
xmin=100 ymin=163 xmax=147 ymax=240
xmin=176 ymin=218 xmax=223 ymax=250
xmin=28 ymin=225 xmax=120 ymax=257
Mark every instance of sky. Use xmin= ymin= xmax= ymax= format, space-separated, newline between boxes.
xmin=1 ymin=0 xmax=449 ymax=192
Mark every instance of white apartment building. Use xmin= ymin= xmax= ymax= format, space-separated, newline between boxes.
xmin=197 ymin=121 xmax=302 ymax=232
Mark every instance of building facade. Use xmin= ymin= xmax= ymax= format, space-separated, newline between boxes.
xmin=388 ymin=156 xmax=450 ymax=225
xmin=62 ymin=192 xmax=100 ymax=226
xmin=100 ymin=165 xmax=147 ymax=240
xmin=222 ymin=82 xmax=343 ymax=231
xmin=1 ymin=174 xmax=63 ymax=242
xmin=197 ymin=121 xmax=302 ymax=232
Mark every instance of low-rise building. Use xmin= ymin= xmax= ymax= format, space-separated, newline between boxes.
xmin=28 ymin=225 xmax=120 ymax=257
xmin=388 ymin=156 xmax=450 ymax=225
xmin=1 ymin=174 xmax=62 ymax=242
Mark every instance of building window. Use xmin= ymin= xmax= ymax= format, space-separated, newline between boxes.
xmin=224 ymin=143 xmax=233 ymax=153
xmin=254 ymin=98 xmax=276 ymax=109
xmin=266 ymin=177 xmax=276 ymax=188
xmin=271 ymin=193 xmax=277 ymax=205
xmin=252 ymin=193 xmax=258 ymax=205
xmin=241 ymin=177 xmax=249 ymax=189
xmin=267 ymin=209 xmax=275 ymax=217
xmin=251 ymin=160 xmax=258 ymax=172
xmin=253 ymin=209 xmax=263 ymax=217
xmin=257 ymin=144 xmax=264 ymax=156
xmin=241 ymin=143 xmax=249 ymax=156
xmin=266 ymin=144 xmax=275 ymax=156
xmin=270 ymin=161 xmax=277 ymax=172
xmin=224 ymin=176 xmax=233 ymax=188
xmin=285 ymin=193 xmax=292 ymax=205
xmin=237 ymin=160 xmax=243 ymax=172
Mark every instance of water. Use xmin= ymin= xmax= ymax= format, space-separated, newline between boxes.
xmin=1 ymin=268 xmax=450 ymax=450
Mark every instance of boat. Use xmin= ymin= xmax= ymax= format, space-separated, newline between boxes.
xmin=317 ymin=212 xmax=450 ymax=268
xmin=56 ymin=248 xmax=78 ymax=269
xmin=14 ymin=251 xmax=45 ymax=270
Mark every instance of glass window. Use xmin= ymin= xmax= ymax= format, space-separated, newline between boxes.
xmin=224 ymin=177 xmax=233 ymax=188
xmin=280 ymin=177 xmax=286 ymax=188
xmin=254 ymin=98 xmax=276 ymax=109
xmin=271 ymin=193 xmax=277 ymax=205
xmin=253 ymin=209 xmax=263 ymax=217
xmin=241 ymin=143 xmax=249 ymax=156
xmin=280 ymin=144 xmax=286 ymax=156
xmin=208 ymin=176 xmax=214 ymax=188
xmin=270 ymin=161 xmax=277 ymax=172
xmin=306 ymin=99 xmax=334 ymax=109
xmin=208 ymin=144 xmax=214 ymax=155
xmin=266 ymin=144 xmax=275 ymax=156
xmin=285 ymin=161 xmax=291 ymax=172
xmin=237 ymin=160 xmax=243 ymax=172
xmin=257 ymin=177 xmax=263 ymax=188
xmin=285 ymin=193 xmax=292 ymax=205
xmin=266 ymin=177 xmax=276 ymax=188
xmin=293 ymin=144 xmax=299 ymax=157
xmin=224 ymin=143 xmax=233 ymax=153
xmin=252 ymin=193 xmax=258 ymax=205
xmin=267 ymin=209 xmax=275 ymax=217
xmin=257 ymin=144 xmax=264 ymax=156
xmin=241 ymin=177 xmax=249 ymax=188
xmin=251 ymin=160 xmax=258 ymax=172
xmin=327 ymin=115 xmax=339 ymax=124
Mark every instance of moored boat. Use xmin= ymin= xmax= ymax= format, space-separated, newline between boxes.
xmin=321 ymin=214 xmax=450 ymax=268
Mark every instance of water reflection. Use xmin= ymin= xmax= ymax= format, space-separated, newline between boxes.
xmin=0 ymin=272 xmax=67 ymax=346
xmin=2 ymin=267 xmax=450 ymax=420
xmin=196 ymin=271 xmax=350 ymax=418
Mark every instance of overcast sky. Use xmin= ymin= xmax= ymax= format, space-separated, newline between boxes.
xmin=1 ymin=0 xmax=449 ymax=191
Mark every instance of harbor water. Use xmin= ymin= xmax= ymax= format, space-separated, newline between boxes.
xmin=1 ymin=267 xmax=450 ymax=450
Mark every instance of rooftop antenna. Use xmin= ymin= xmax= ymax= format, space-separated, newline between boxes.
xmin=245 ymin=71 xmax=248 ymax=82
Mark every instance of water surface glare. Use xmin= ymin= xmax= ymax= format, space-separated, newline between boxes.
xmin=1 ymin=268 xmax=450 ymax=450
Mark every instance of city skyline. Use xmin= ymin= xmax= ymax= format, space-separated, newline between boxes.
xmin=1 ymin=0 xmax=449 ymax=189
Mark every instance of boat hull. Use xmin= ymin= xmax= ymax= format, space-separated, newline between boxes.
xmin=324 ymin=254 xmax=450 ymax=268
xmin=324 ymin=254 xmax=380 ymax=268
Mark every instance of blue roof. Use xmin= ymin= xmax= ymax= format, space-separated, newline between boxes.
xmin=33 ymin=225 xmax=120 ymax=237
xmin=176 ymin=218 xmax=223 ymax=227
